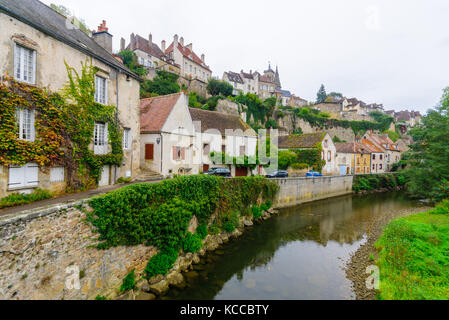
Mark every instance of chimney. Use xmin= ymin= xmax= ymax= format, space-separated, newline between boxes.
xmin=161 ymin=40 xmax=166 ymax=52
xmin=92 ymin=20 xmax=113 ymax=54
xmin=120 ymin=37 xmax=125 ymax=52
xmin=149 ymin=33 xmax=152 ymax=45
xmin=174 ymin=34 xmax=179 ymax=48
xmin=180 ymin=37 xmax=184 ymax=46
xmin=186 ymin=43 xmax=192 ymax=51
xmin=250 ymin=70 xmax=252 ymax=74
xmin=201 ymin=54 xmax=205 ymax=63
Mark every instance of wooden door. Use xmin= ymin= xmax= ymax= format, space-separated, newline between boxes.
xmin=145 ymin=144 xmax=154 ymax=160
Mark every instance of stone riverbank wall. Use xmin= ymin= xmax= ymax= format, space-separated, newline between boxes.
xmin=273 ymin=175 xmax=354 ymax=208
xmin=0 ymin=175 xmax=353 ymax=300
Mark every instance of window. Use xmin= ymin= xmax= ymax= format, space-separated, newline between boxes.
xmin=50 ymin=167 xmax=65 ymax=183
xmin=94 ymin=122 xmax=108 ymax=155
xmin=14 ymin=44 xmax=36 ymax=84
xmin=16 ymin=108 xmax=35 ymax=142
xmin=8 ymin=163 xmax=38 ymax=190
xmin=372 ymin=154 xmax=376 ymax=160
xmin=123 ymin=128 xmax=131 ymax=150
xmin=327 ymin=151 xmax=332 ymax=161
xmin=203 ymin=143 xmax=210 ymax=156
xmin=324 ymin=139 xmax=328 ymax=148
xmin=380 ymin=155 xmax=383 ymax=160
xmin=95 ymin=75 xmax=107 ymax=104
xmin=173 ymin=146 xmax=185 ymax=161
xmin=379 ymin=164 xmax=383 ymax=170
xmin=189 ymin=65 xmax=192 ymax=72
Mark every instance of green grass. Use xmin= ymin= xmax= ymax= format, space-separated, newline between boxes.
xmin=375 ymin=200 xmax=449 ymax=300
xmin=0 ymin=189 xmax=53 ymax=209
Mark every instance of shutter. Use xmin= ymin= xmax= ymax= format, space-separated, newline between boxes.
xmin=181 ymin=148 xmax=186 ymax=160
xmin=8 ymin=166 xmax=25 ymax=189
xmin=25 ymin=163 xmax=39 ymax=187
xmin=145 ymin=144 xmax=154 ymax=160
xmin=104 ymin=78 xmax=108 ymax=105
xmin=14 ymin=43 xmax=21 ymax=80
xmin=30 ymin=109 xmax=36 ymax=142
xmin=31 ymin=50 xmax=36 ymax=85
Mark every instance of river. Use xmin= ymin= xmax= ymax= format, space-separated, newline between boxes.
xmin=164 ymin=192 xmax=424 ymax=300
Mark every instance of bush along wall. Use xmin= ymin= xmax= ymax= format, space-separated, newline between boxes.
xmin=352 ymin=173 xmax=406 ymax=193
xmin=87 ymin=175 xmax=279 ymax=282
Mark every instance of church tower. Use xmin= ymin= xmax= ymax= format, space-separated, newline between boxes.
xmin=275 ymin=65 xmax=282 ymax=90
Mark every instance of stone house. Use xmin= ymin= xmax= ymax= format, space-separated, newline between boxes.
xmin=140 ymin=92 xmax=197 ymax=177
xmin=278 ymin=132 xmax=338 ymax=176
xmin=335 ymin=142 xmax=373 ymax=175
xmin=289 ymin=95 xmax=308 ymax=108
xmin=164 ymin=34 xmax=211 ymax=96
xmin=222 ymin=70 xmax=259 ymax=96
xmin=189 ymin=108 xmax=259 ymax=177
xmin=0 ymin=0 xmax=142 ymax=198
xmin=363 ymin=131 xmax=401 ymax=171
xmin=123 ymin=33 xmax=181 ymax=79
xmin=362 ymin=139 xmax=385 ymax=174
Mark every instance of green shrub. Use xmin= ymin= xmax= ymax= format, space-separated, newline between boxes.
xmin=144 ymin=248 xmax=179 ymax=280
xmin=95 ymin=295 xmax=107 ymax=300
xmin=260 ymin=200 xmax=272 ymax=212
xmin=353 ymin=173 xmax=404 ymax=193
xmin=117 ymin=177 xmax=131 ymax=184
xmin=208 ymin=225 xmax=221 ymax=235
xmin=291 ymin=163 xmax=309 ymax=170
xmin=182 ymin=232 xmax=203 ymax=253
xmin=196 ymin=223 xmax=208 ymax=240
xmin=252 ymin=206 xmax=262 ymax=219
xmin=222 ymin=222 xmax=236 ymax=233
xmin=0 ymin=189 xmax=53 ymax=209
xmin=120 ymin=269 xmax=136 ymax=292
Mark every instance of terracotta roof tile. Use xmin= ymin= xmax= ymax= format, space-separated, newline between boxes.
xmin=140 ymin=93 xmax=183 ymax=133
xmin=165 ymin=42 xmax=211 ymax=71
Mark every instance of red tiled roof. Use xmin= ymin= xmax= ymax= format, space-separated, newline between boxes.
xmin=126 ymin=34 xmax=166 ymax=60
xmin=140 ymin=93 xmax=183 ymax=133
xmin=259 ymin=75 xmax=274 ymax=83
xmin=368 ymin=133 xmax=400 ymax=152
xmin=361 ymin=139 xmax=383 ymax=153
xmin=165 ymin=42 xmax=211 ymax=72
xmin=335 ymin=142 xmax=374 ymax=154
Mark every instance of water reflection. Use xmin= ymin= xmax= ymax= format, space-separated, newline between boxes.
xmin=165 ymin=192 xmax=419 ymax=300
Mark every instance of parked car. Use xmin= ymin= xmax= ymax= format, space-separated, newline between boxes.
xmin=266 ymin=170 xmax=289 ymax=178
xmin=203 ymin=168 xmax=232 ymax=177
xmin=306 ymin=171 xmax=323 ymax=177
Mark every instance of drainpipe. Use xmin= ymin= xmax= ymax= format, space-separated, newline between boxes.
xmin=160 ymin=133 xmax=163 ymax=175
xmin=114 ymin=68 xmax=121 ymax=183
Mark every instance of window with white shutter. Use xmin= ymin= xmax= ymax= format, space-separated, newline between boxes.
xmin=94 ymin=122 xmax=108 ymax=155
xmin=123 ymin=128 xmax=131 ymax=150
xmin=14 ymin=44 xmax=36 ymax=84
xmin=50 ymin=167 xmax=65 ymax=183
xmin=16 ymin=108 xmax=35 ymax=142
xmin=8 ymin=163 xmax=39 ymax=190
xmin=95 ymin=75 xmax=107 ymax=104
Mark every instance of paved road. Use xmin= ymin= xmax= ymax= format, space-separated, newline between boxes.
xmin=0 ymin=179 xmax=162 ymax=217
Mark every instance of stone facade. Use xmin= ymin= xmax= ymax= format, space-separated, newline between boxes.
xmin=0 ymin=203 xmax=157 ymax=300
xmin=0 ymin=7 xmax=141 ymax=198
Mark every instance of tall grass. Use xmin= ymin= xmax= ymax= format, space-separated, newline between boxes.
xmin=0 ymin=189 xmax=53 ymax=209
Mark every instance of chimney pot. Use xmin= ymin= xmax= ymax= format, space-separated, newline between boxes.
xmin=201 ymin=54 xmax=205 ymax=63
xmin=161 ymin=40 xmax=166 ymax=52
xmin=120 ymin=37 xmax=125 ymax=51
xmin=180 ymin=37 xmax=184 ymax=46
xmin=149 ymin=33 xmax=152 ymax=45
xmin=93 ymin=20 xmax=112 ymax=54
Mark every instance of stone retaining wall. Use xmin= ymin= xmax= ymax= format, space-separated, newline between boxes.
xmin=273 ymin=175 xmax=354 ymax=208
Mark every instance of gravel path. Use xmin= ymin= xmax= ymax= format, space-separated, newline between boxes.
xmin=345 ymin=205 xmax=432 ymax=300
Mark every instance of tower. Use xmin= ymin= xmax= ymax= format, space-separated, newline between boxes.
xmin=275 ymin=65 xmax=282 ymax=90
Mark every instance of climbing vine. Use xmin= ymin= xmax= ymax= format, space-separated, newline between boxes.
xmin=0 ymin=59 xmax=123 ymax=191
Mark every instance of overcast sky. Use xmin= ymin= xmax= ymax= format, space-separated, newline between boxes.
xmin=42 ymin=0 xmax=449 ymax=113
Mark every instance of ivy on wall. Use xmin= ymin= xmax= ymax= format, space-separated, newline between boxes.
xmin=0 ymin=59 xmax=124 ymax=191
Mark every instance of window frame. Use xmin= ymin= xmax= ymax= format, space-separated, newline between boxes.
xmin=123 ymin=128 xmax=131 ymax=150
xmin=16 ymin=108 xmax=36 ymax=142
xmin=94 ymin=122 xmax=108 ymax=155
xmin=14 ymin=43 xmax=36 ymax=85
xmin=95 ymin=75 xmax=108 ymax=105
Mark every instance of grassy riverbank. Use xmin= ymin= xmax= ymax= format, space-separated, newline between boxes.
xmin=375 ymin=200 xmax=449 ymax=300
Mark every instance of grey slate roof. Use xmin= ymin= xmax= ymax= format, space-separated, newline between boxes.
xmin=0 ymin=0 xmax=140 ymax=80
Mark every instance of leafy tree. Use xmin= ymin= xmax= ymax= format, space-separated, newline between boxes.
xmin=404 ymin=87 xmax=449 ymax=201
xmin=278 ymin=151 xmax=297 ymax=170
xmin=117 ymin=50 xmax=146 ymax=78
xmin=50 ymin=4 xmax=90 ymax=35
xmin=141 ymin=70 xmax=180 ymax=97
xmin=328 ymin=92 xmax=343 ymax=98
xmin=207 ymin=79 xmax=233 ymax=97
xmin=369 ymin=111 xmax=394 ymax=132
xmin=316 ymin=84 xmax=327 ymax=103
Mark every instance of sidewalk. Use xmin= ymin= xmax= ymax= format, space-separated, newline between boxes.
xmin=0 ymin=178 xmax=163 ymax=218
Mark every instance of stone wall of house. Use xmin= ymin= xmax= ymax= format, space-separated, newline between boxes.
xmin=177 ymin=76 xmax=208 ymax=97
xmin=0 ymin=202 xmax=157 ymax=300
xmin=273 ymin=175 xmax=354 ymax=208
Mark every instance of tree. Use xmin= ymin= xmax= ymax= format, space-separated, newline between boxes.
xmin=117 ymin=50 xmax=146 ymax=78
xmin=207 ymin=79 xmax=233 ymax=97
xmin=316 ymin=84 xmax=327 ymax=103
xmin=404 ymin=87 xmax=449 ymax=201
xmin=50 ymin=4 xmax=90 ymax=35
xmin=141 ymin=70 xmax=180 ymax=97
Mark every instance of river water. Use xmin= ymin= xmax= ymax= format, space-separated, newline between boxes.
xmin=164 ymin=192 xmax=422 ymax=300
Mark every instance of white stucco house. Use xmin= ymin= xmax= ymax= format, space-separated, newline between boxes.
xmin=140 ymin=92 xmax=197 ymax=177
